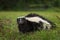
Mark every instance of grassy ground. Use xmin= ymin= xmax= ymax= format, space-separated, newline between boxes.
xmin=0 ymin=11 xmax=60 ymax=40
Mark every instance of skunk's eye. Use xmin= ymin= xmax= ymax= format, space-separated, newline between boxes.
xmin=17 ymin=18 xmax=24 ymax=24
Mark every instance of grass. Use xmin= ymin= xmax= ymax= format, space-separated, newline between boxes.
xmin=0 ymin=11 xmax=60 ymax=40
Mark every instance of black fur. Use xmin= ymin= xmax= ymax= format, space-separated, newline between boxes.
xmin=17 ymin=18 xmax=42 ymax=33
xmin=17 ymin=13 xmax=56 ymax=33
xmin=26 ymin=13 xmax=56 ymax=29
xmin=17 ymin=18 xmax=33 ymax=33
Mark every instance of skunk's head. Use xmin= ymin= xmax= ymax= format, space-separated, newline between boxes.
xmin=17 ymin=16 xmax=26 ymax=24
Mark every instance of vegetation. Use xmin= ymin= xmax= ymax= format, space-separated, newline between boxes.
xmin=0 ymin=11 xmax=60 ymax=40
xmin=0 ymin=0 xmax=60 ymax=10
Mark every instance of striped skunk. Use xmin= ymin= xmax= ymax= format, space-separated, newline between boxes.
xmin=17 ymin=13 xmax=56 ymax=33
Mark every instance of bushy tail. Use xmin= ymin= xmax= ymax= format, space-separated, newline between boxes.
xmin=51 ymin=22 xmax=56 ymax=29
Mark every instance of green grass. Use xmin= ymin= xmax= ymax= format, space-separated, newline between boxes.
xmin=0 ymin=11 xmax=60 ymax=40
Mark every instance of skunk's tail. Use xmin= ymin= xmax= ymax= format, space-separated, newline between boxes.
xmin=50 ymin=22 xmax=56 ymax=29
